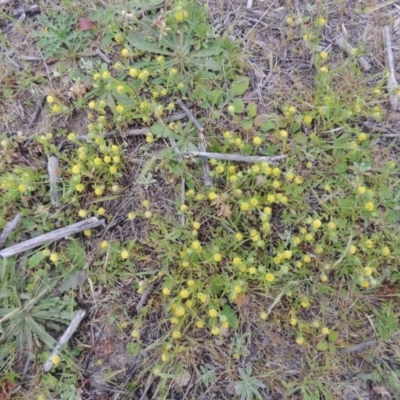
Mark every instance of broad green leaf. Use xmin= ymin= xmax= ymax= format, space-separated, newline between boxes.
xmin=221 ymin=305 xmax=238 ymax=329
xmin=328 ymin=331 xmax=339 ymax=342
xmin=132 ymin=0 xmax=163 ymax=6
xmin=150 ymin=123 xmax=179 ymax=139
xmin=290 ymin=123 xmax=301 ymax=134
xmin=190 ymin=45 xmax=224 ymax=58
xmin=316 ymin=341 xmax=328 ymax=351
xmin=209 ymin=89 xmax=223 ymax=105
xmin=28 ymin=251 xmax=46 ymax=268
xmin=254 ymin=114 xmax=270 ymax=126
xmin=294 ymin=132 xmax=307 ymax=144
xmin=232 ymin=98 xmax=245 ymax=113
xmin=247 ymin=101 xmax=257 ymax=118
xmin=127 ymin=32 xmax=172 ymax=55
xmin=242 ymin=118 xmax=253 ymax=131
xmin=232 ymin=76 xmax=249 ymax=96
xmin=260 ymin=121 xmax=276 ymax=132
xmin=67 ymin=240 xmax=85 ymax=269
xmin=211 ymin=275 xmax=225 ymax=294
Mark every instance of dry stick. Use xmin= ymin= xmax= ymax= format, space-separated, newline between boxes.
xmin=383 ymin=26 xmax=399 ymax=111
xmin=339 ymin=340 xmax=377 ymax=354
xmin=0 ymin=218 xmax=105 ymax=258
xmin=43 ymin=309 xmax=86 ymax=372
xmin=184 ymin=151 xmax=286 ymax=164
xmin=246 ymin=0 xmax=253 ymax=9
xmin=95 ymin=48 xmax=111 ymax=64
xmin=27 ymin=95 xmax=46 ymax=128
xmin=177 ymin=100 xmax=212 ymax=187
xmin=136 ymin=283 xmax=155 ymax=313
xmin=0 ymin=0 xmax=13 ymax=5
xmin=0 ymin=214 xmax=22 ymax=248
xmin=47 ymin=155 xmax=61 ymax=207
xmin=335 ymin=36 xmax=371 ymax=72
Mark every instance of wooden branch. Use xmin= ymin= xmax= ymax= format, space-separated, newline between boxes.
xmin=0 ymin=214 xmax=22 ymax=248
xmin=43 ymin=309 xmax=86 ymax=372
xmin=177 ymin=100 xmax=212 ymax=187
xmin=335 ymin=36 xmax=371 ymax=72
xmin=383 ymin=26 xmax=399 ymax=111
xmin=0 ymin=218 xmax=105 ymax=258
xmin=47 ymin=155 xmax=61 ymax=207
xmin=27 ymin=95 xmax=46 ymax=128
xmin=0 ymin=0 xmax=14 ymax=6
xmin=184 ymin=151 xmax=286 ymax=164
xmin=136 ymin=283 xmax=154 ymax=313
xmin=340 ymin=340 xmax=376 ymax=354
xmin=95 ymin=49 xmax=111 ymax=64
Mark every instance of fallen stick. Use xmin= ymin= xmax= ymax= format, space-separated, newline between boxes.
xmin=0 ymin=214 xmax=22 ymax=248
xmin=177 ymin=100 xmax=212 ymax=186
xmin=334 ymin=36 xmax=371 ymax=72
xmin=184 ymin=151 xmax=286 ymax=164
xmin=0 ymin=218 xmax=105 ymax=258
xmin=95 ymin=49 xmax=111 ymax=64
xmin=383 ymin=26 xmax=399 ymax=111
xmin=47 ymin=155 xmax=61 ymax=207
xmin=0 ymin=0 xmax=13 ymax=6
xmin=136 ymin=283 xmax=154 ymax=313
xmin=43 ymin=309 xmax=86 ymax=372
xmin=27 ymin=95 xmax=46 ymax=128
xmin=339 ymin=340 xmax=376 ymax=354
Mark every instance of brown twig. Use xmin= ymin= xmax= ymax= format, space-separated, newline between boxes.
xmin=136 ymin=283 xmax=154 ymax=313
xmin=339 ymin=340 xmax=377 ymax=354
xmin=47 ymin=155 xmax=61 ymax=207
xmin=177 ymin=100 xmax=212 ymax=186
xmin=0 ymin=214 xmax=22 ymax=248
xmin=334 ymin=36 xmax=371 ymax=72
xmin=184 ymin=151 xmax=286 ymax=164
xmin=0 ymin=218 xmax=105 ymax=258
xmin=383 ymin=26 xmax=399 ymax=111
xmin=27 ymin=95 xmax=46 ymax=128
xmin=95 ymin=49 xmax=111 ymax=64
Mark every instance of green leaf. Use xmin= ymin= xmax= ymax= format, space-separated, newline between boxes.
xmin=232 ymin=98 xmax=245 ymax=113
xmin=190 ymin=45 xmax=224 ymax=58
xmin=247 ymin=101 xmax=257 ymax=118
xmin=242 ymin=118 xmax=253 ymax=131
xmin=328 ymin=331 xmax=339 ymax=343
xmin=232 ymin=76 xmax=249 ymax=96
xmin=294 ymin=132 xmax=307 ymax=144
xmin=57 ymin=271 xmax=88 ymax=293
xmin=260 ymin=121 xmax=276 ymax=132
xmin=221 ymin=305 xmax=238 ymax=329
xmin=150 ymin=123 xmax=179 ymax=139
xmin=290 ymin=123 xmax=301 ymax=134
xmin=127 ymin=32 xmax=172 ymax=55
xmin=211 ymin=275 xmax=225 ymax=294
xmin=28 ymin=251 xmax=46 ymax=268
xmin=316 ymin=341 xmax=328 ymax=351
xmin=67 ymin=240 xmax=85 ymax=269
xmin=209 ymin=89 xmax=223 ymax=105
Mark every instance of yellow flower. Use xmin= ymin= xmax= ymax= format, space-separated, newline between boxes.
xmin=321 ymin=327 xmax=330 ymax=335
xmin=52 ymin=104 xmax=61 ymax=113
xmin=51 ymin=354 xmax=61 ymax=366
xmin=174 ymin=306 xmax=185 ymax=317
xmin=250 ymin=197 xmax=259 ymax=207
xmin=267 ymin=194 xmax=276 ymax=203
xmin=312 ymin=219 xmax=322 ymax=229
xmin=75 ymin=183 xmax=84 ymax=192
xmin=144 ymin=211 xmax=152 ymax=218
xmin=316 ymin=16 xmax=326 ymax=26
xmin=296 ymin=337 xmax=305 ymax=345
xmin=365 ymin=239 xmax=373 ymax=249
xmin=361 ymin=280 xmax=369 ymax=288
xmin=214 ymin=253 xmax=222 ymax=262
xmin=272 ymin=167 xmax=281 ymax=177
xmin=301 ymin=299 xmax=310 ymax=308
xmin=327 ymin=221 xmax=336 ymax=230
xmin=358 ymin=133 xmax=369 ymax=142
xmin=290 ymin=318 xmax=297 ymax=326
xmin=172 ymin=330 xmax=181 ymax=339
xmin=365 ymin=202 xmax=375 ymax=211
xmin=129 ymin=68 xmax=138 ymax=77
xmin=248 ymin=267 xmax=257 ymax=275
xmin=191 ymin=240 xmax=201 ymax=250
xmin=162 ymin=287 xmax=171 ymax=296
xmin=187 ymin=280 xmax=195 ymax=287
xmin=88 ymin=101 xmax=96 ymax=109
xmin=303 ymin=115 xmax=313 ymax=124
xmin=121 ymin=48 xmax=130 ymax=57
xmin=303 ymin=255 xmax=311 ymax=263
xmin=175 ymin=11 xmax=184 ymax=21
xmin=50 ymin=253 xmax=59 ymax=263
xmin=295 ymin=176 xmax=303 ymax=184
xmin=161 ymin=352 xmax=169 ymax=362
xmin=180 ymin=204 xmax=188 ymax=212
xmin=138 ymin=70 xmax=149 ymax=81
xmin=209 ymin=309 xmax=218 ymax=318
xmin=196 ymin=320 xmax=204 ymax=328
xmin=235 ymin=138 xmax=242 ymax=146
xmin=319 ymin=51 xmax=329 ymax=59
xmin=363 ymin=266 xmax=373 ymax=276
xmin=121 ymin=250 xmax=129 ymax=259
xmin=240 ymin=202 xmax=250 ymax=211
xmin=180 ymin=289 xmax=189 ymax=299
xmin=382 ymin=246 xmax=391 ymax=256
xmin=18 ymin=184 xmax=27 ymax=192
xmin=208 ymin=191 xmax=217 ymax=200
xmin=283 ymin=250 xmax=292 ymax=260
xmin=94 ymin=186 xmax=104 ymax=196
xmin=102 ymin=70 xmax=111 ymax=79
xmin=78 ymin=209 xmax=87 ymax=218
xmin=100 ymin=241 xmax=109 ymax=249
xmin=116 ymin=104 xmax=124 ymax=114
xmin=234 ymin=285 xmax=242 ymax=294
xmin=211 ymin=327 xmax=220 ymax=335
xmin=357 ymin=186 xmax=367 ymax=195
xmin=227 ymin=105 xmax=235 ymax=114
xmin=279 ymin=130 xmax=288 ymax=138
xmin=286 ymin=17 xmax=294 ymax=25
xmin=93 ymin=73 xmax=101 ymax=80
xmin=46 ymin=95 xmax=55 ymax=104
xmin=320 ymin=66 xmax=328 ymax=73
xmin=265 ymin=273 xmax=275 ymax=282
xmin=197 ymin=293 xmax=207 ymax=303
xmin=235 ymin=232 xmax=244 ymax=241
xmin=349 ymin=245 xmax=357 ymax=254
xmin=170 ymin=68 xmax=178 ymax=75
xmin=253 ymin=136 xmax=262 ymax=145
